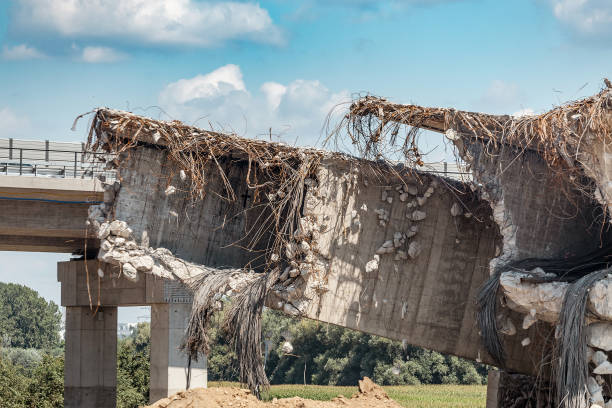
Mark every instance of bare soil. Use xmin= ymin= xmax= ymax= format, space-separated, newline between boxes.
xmin=145 ymin=377 xmax=402 ymax=408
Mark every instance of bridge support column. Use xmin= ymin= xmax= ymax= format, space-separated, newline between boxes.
xmin=150 ymin=303 xmax=207 ymax=403
xmin=64 ymin=306 xmax=117 ymax=408
xmin=485 ymin=370 xmax=500 ymax=408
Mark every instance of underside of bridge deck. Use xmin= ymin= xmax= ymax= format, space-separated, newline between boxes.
xmin=0 ymin=176 xmax=102 ymax=252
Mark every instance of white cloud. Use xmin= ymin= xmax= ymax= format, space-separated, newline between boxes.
xmin=13 ymin=0 xmax=283 ymax=48
xmin=159 ymin=64 xmax=247 ymax=105
xmin=1 ymin=44 xmax=46 ymax=60
xmin=81 ymin=46 xmax=125 ymax=63
xmin=549 ymin=0 xmax=612 ymax=38
xmin=261 ymin=82 xmax=287 ymax=110
xmin=0 ymin=108 xmax=32 ymax=138
xmin=158 ymin=65 xmax=348 ymax=146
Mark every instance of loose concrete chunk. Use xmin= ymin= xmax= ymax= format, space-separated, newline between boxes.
xmin=97 ymin=268 xmax=104 ymax=278
xmin=592 ymin=390 xmax=605 ymax=406
xmin=289 ymin=269 xmax=300 ymax=278
xmin=365 ymin=255 xmax=380 ymax=273
xmin=122 ymin=263 xmax=138 ymax=281
xmin=165 ymin=185 xmax=176 ymax=196
xmin=445 ymin=128 xmax=459 ymax=141
xmin=101 ymin=239 xmax=112 ymax=252
xmin=499 ymin=271 xmax=566 ymax=323
xmin=408 ymin=241 xmax=421 ymax=259
xmin=97 ymin=222 xmax=111 ymax=239
xmin=180 ymin=169 xmax=187 ymax=181
xmin=588 ymin=323 xmax=612 ymax=351
xmin=590 ymin=278 xmax=612 ymax=320
xmin=588 ymin=376 xmax=601 ymax=395
xmin=399 ymin=193 xmax=408 ymax=202
xmin=417 ymin=196 xmax=427 ymax=206
xmin=593 ymin=350 xmax=608 ymax=367
xmin=376 ymin=240 xmax=395 ymax=255
xmin=412 ymin=210 xmax=426 ymax=221
xmin=522 ymin=312 xmax=538 ymax=330
xmin=521 ymin=337 xmax=531 ymax=347
xmin=131 ymin=255 xmax=154 ymax=272
xmin=594 ymin=361 xmax=612 ymax=375
xmin=110 ymin=220 xmax=129 ymax=236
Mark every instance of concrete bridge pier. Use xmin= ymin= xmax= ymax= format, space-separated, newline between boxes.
xmin=64 ymin=306 xmax=117 ymax=407
xmin=58 ymin=260 xmax=207 ymax=408
xmin=150 ymin=303 xmax=207 ymax=402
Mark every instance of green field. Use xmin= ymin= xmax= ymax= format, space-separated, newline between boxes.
xmin=209 ymin=382 xmax=487 ymax=407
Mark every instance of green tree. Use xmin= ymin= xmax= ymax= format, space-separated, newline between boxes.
xmin=25 ymin=354 xmax=64 ymax=408
xmin=0 ymin=282 xmax=62 ymax=349
xmin=117 ymin=322 xmax=151 ymax=408
xmin=0 ymin=357 xmax=29 ymax=408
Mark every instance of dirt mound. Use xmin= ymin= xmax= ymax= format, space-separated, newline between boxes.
xmin=145 ymin=377 xmax=401 ymax=408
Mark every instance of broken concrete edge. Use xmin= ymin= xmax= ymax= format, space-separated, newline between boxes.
xmin=500 ymin=270 xmax=612 ymax=325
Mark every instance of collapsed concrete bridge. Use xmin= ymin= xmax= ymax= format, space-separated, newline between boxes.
xmin=4 ymin=83 xmax=610 ymax=407
xmin=78 ymin=84 xmax=612 ymax=408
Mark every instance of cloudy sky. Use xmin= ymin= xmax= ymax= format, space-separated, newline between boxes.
xmin=1 ymin=0 xmax=611 ymax=320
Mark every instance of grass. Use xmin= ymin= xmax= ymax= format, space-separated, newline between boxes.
xmin=209 ymin=382 xmax=487 ymax=407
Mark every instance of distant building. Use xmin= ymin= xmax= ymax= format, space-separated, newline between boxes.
xmin=117 ymin=322 xmax=138 ymax=339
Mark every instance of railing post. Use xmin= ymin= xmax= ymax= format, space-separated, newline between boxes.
xmin=45 ymin=140 xmax=50 ymax=162
xmin=19 ymin=149 xmax=23 ymax=175
xmin=444 ymin=162 xmax=448 ymax=176
xmin=9 ymin=138 xmax=13 ymax=160
xmin=74 ymin=151 xmax=78 ymax=178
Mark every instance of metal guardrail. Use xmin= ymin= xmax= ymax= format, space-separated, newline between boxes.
xmin=0 ymin=138 xmax=115 ymax=181
xmin=0 ymin=138 xmax=469 ymax=182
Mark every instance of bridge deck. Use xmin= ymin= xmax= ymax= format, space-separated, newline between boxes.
xmin=0 ymin=176 xmax=103 ymax=252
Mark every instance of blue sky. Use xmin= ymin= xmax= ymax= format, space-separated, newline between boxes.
xmin=1 ymin=0 xmax=611 ymax=320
